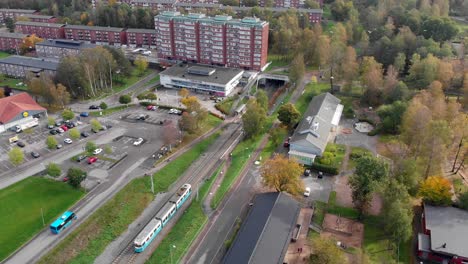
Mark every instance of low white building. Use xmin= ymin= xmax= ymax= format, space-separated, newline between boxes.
xmin=160 ymin=64 xmax=244 ymax=97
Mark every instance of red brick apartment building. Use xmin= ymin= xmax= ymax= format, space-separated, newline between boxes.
xmin=155 ymin=12 xmax=269 ymax=71
xmin=15 ymin=21 xmax=66 ymax=39
xmin=126 ymin=28 xmax=157 ymax=48
xmin=64 ymin=25 xmax=126 ymax=46
xmin=0 ymin=9 xmax=37 ymax=23
xmin=0 ymin=32 xmax=27 ymax=51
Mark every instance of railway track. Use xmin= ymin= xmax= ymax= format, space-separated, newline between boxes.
xmin=111 ymin=123 xmax=243 ymax=264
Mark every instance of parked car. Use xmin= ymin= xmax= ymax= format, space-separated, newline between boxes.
xmin=47 ymin=124 xmax=55 ymax=129
xmin=89 ymin=105 xmax=100 ymax=110
xmin=31 ymin=152 xmax=40 ymax=158
xmin=99 ymin=125 xmax=107 ymax=131
xmin=16 ymin=141 xmax=26 ymax=148
xmin=168 ymin=109 xmax=182 ymax=115
xmin=304 ymin=169 xmax=311 ymax=177
xmin=57 ymin=128 xmax=65 ymax=134
xmin=318 ymin=171 xmax=324 ymax=179
xmin=304 ymin=187 xmax=311 ymax=197
xmin=105 ymin=124 xmax=113 ymax=129
xmin=60 ymin=125 xmax=68 ymax=132
xmin=49 ymin=129 xmax=58 ymax=135
xmin=147 ymin=105 xmax=158 ymax=111
xmin=56 ymin=144 xmax=63 ymax=149
xmin=76 ymin=155 xmax=87 ymax=162
xmin=65 ymin=122 xmax=75 ymax=129
xmin=81 ymin=132 xmax=90 ymax=138
xmin=133 ymin=138 xmax=144 ymax=146
xmin=80 ymin=112 xmax=89 ymax=117
xmin=93 ymin=148 xmax=103 ymax=155
xmin=88 ymin=156 xmax=98 ymax=164
xmin=64 ymin=138 xmax=73 ymax=144
xmin=62 ymin=177 xmax=69 ymax=182
xmin=136 ymin=114 xmax=149 ymax=120
xmin=55 ymin=121 xmax=63 ymax=127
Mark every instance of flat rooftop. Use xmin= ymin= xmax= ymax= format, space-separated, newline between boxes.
xmin=15 ymin=21 xmax=65 ymax=27
xmin=0 ymin=9 xmax=37 ymax=14
xmin=36 ymin=39 xmax=97 ymax=49
xmin=65 ymin=24 xmax=124 ymax=32
xmin=126 ymin=28 xmax=157 ymax=34
xmin=0 ymin=32 xmax=28 ymax=39
xmin=0 ymin=55 xmax=59 ymax=71
xmin=160 ymin=64 xmax=243 ymax=85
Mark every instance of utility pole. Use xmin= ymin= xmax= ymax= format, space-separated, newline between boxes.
xmin=41 ymin=208 xmax=45 ymax=226
xmin=196 ymin=182 xmax=199 ymax=201
xmin=452 ymin=137 xmax=464 ymax=172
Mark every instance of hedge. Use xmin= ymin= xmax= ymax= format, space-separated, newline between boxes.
xmin=311 ymin=163 xmax=339 ymax=175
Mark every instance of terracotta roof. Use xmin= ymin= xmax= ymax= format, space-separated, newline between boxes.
xmin=0 ymin=93 xmax=46 ymax=124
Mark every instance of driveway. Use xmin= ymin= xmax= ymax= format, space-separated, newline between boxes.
xmin=302 ymin=172 xmax=334 ymax=203
xmin=335 ymin=119 xmax=377 ymax=154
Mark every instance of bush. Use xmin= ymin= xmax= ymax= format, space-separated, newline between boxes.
xmin=139 ymin=101 xmax=153 ymax=107
xmin=343 ymin=106 xmax=354 ymax=118
xmin=85 ymin=141 xmax=97 ymax=153
xmin=358 ymin=117 xmax=376 ymax=126
xmin=62 ymin=109 xmax=75 ymax=121
xmin=119 ymin=94 xmax=132 ymax=104
xmin=350 ymin=150 xmax=371 ymax=161
xmin=99 ymin=102 xmax=108 ymax=110
xmin=67 ymin=167 xmax=87 ymax=188
xmin=46 ymin=163 xmax=61 ymax=177
xmin=46 ymin=136 xmax=58 ymax=149
xmin=367 ymin=127 xmax=380 ymax=136
xmin=311 ymin=163 xmax=339 ymax=175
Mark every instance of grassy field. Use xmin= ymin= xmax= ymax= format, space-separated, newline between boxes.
xmin=112 ymin=69 xmax=154 ymax=93
xmin=259 ymin=126 xmax=288 ymax=161
xmin=215 ymin=95 xmax=238 ymax=115
xmin=148 ymin=162 xmax=224 ymax=264
xmin=295 ymin=82 xmax=330 ymax=115
xmin=452 ymin=177 xmax=468 ymax=195
xmin=0 ymin=76 xmax=26 ymax=89
xmin=38 ymin=133 xmax=220 ymax=264
xmin=312 ymin=201 xmax=327 ymax=226
xmin=265 ymin=54 xmax=292 ymax=71
xmin=148 ymin=74 xmax=160 ymax=85
xmin=210 ymin=136 xmax=263 ymax=209
xmin=0 ymin=51 xmax=11 ymax=59
xmin=0 ymin=177 xmax=84 ymax=262
xmin=89 ymin=105 xmax=132 ymax=117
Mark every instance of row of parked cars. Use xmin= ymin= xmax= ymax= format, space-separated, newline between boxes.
xmin=146 ymin=105 xmax=183 ymax=115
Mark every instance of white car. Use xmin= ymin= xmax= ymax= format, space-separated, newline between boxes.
xmin=133 ymin=138 xmax=144 ymax=146
xmin=64 ymin=138 xmax=73 ymax=144
xmin=168 ymin=108 xmax=182 ymax=115
xmin=304 ymin=187 xmax=311 ymax=197
xmin=93 ymin=148 xmax=103 ymax=155
xmin=141 ymin=50 xmax=152 ymax=56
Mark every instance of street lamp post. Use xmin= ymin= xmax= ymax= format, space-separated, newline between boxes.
xmin=329 ymin=66 xmax=334 ymax=94
xmin=170 ymin=244 xmax=176 ymax=264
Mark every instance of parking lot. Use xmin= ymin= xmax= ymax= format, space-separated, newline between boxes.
xmin=121 ymin=107 xmax=181 ymax=126
xmin=302 ymin=172 xmax=335 ymax=203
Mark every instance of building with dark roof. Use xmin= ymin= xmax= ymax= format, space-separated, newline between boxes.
xmin=222 ymin=192 xmax=300 ymax=264
xmin=160 ymin=64 xmax=244 ymax=96
xmin=64 ymin=25 xmax=126 ymax=46
xmin=126 ymin=28 xmax=157 ymax=48
xmin=418 ymin=204 xmax=468 ymax=263
xmin=0 ymin=32 xmax=27 ymax=51
xmin=0 ymin=92 xmax=46 ymax=133
xmin=18 ymin=14 xmax=57 ymax=23
xmin=288 ymin=93 xmax=343 ymax=165
xmin=15 ymin=21 xmax=66 ymax=39
xmin=0 ymin=9 xmax=37 ymax=23
xmin=36 ymin=39 xmax=97 ymax=59
xmin=0 ymin=55 xmax=59 ymax=78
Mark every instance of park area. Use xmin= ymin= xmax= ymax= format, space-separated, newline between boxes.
xmin=0 ymin=177 xmax=84 ymax=261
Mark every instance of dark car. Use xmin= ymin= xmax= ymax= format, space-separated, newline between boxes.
xmin=65 ymin=122 xmax=75 ymax=129
xmin=81 ymin=132 xmax=90 ymax=138
xmin=304 ymin=169 xmax=311 ymax=177
xmin=31 ymin=152 xmax=40 ymax=158
xmin=56 ymin=144 xmax=63 ymax=149
xmin=49 ymin=129 xmax=58 ymax=135
xmin=318 ymin=171 xmax=324 ymax=179
xmin=47 ymin=124 xmax=55 ymax=129
xmin=55 ymin=121 xmax=62 ymax=127
xmin=105 ymin=124 xmax=112 ymax=129
xmin=76 ymin=155 xmax=87 ymax=162
xmin=89 ymin=105 xmax=100 ymax=110
xmin=16 ymin=141 xmax=26 ymax=148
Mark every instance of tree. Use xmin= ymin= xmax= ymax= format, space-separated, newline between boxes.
xmin=383 ymin=199 xmax=413 ymax=244
xmin=90 ymin=119 xmax=102 ymax=132
xmin=47 ymin=116 xmax=55 ymax=126
xmin=99 ymin=102 xmax=108 ymax=110
xmin=242 ymin=99 xmax=267 ymax=139
xmin=179 ymin=112 xmax=198 ymax=134
xmin=20 ymin=34 xmax=43 ymax=54
xmin=340 ymin=46 xmax=359 ymax=91
xmin=163 ymin=120 xmax=179 ymax=148
xmin=55 ymin=83 xmax=71 ymax=108
xmin=4 ymin=17 xmax=15 ymax=32
xmin=376 ymin=101 xmax=407 ymax=134
xmin=304 ymin=0 xmax=320 ymax=8
xmin=421 ymin=17 xmax=458 ymax=42
xmin=418 ymin=176 xmax=453 ymax=206
xmin=310 ymin=237 xmax=348 ymax=264
xmin=46 ymin=136 xmax=58 ymax=149
xmin=46 ymin=163 xmax=61 ymax=177
xmin=62 ymin=109 xmax=75 ymax=121
xmin=260 ymin=154 xmax=304 ymax=196
xmin=458 ymin=191 xmax=468 ymax=211
xmin=277 ymin=103 xmax=301 ymax=129
xmin=330 ymin=0 xmax=354 ymax=21
xmin=103 ymin=45 xmax=132 ymax=77
xmin=67 ymin=167 xmax=87 ymax=188
xmin=119 ymin=94 xmax=132 ymax=104
xmin=85 ymin=141 xmax=97 ymax=153
xmin=289 ymin=53 xmax=305 ymax=87
xmin=134 ymin=55 xmax=149 ymax=76
xmin=178 ymin=88 xmax=189 ymax=98
xmin=8 ymin=147 xmax=24 ymax=166
xmin=69 ymin=128 xmax=80 ymax=140
xmin=256 ymin=89 xmax=268 ymax=111
xmin=349 ymin=156 xmax=389 ymax=218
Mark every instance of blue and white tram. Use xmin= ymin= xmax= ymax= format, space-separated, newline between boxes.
xmin=170 ymin=184 xmax=192 ymax=209
xmin=134 ymin=218 xmax=162 ymax=252
xmin=156 ymin=202 xmax=177 ymax=226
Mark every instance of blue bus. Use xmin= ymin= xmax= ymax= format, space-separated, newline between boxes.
xmin=50 ymin=211 xmax=77 ymax=234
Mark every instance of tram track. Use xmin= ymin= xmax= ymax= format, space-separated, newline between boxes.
xmin=111 ymin=123 xmax=243 ymax=264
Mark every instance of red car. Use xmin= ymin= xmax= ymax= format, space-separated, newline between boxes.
xmin=60 ymin=125 xmax=69 ymax=132
xmin=62 ymin=177 xmax=69 ymax=182
xmin=88 ymin=156 xmax=98 ymax=164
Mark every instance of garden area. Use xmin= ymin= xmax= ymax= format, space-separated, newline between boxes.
xmin=0 ymin=177 xmax=84 ymax=261
xmin=39 ymin=133 xmax=220 ymax=264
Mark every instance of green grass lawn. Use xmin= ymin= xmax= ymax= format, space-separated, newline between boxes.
xmin=148 ymin=162 xmax=224 ymax=264
xmin=39 ymin=133 xmax=220 ymax=264
xmin=312 ymin=201 xmax=327 ymax=226
xmin=0 ymin=76 xmax=26 ymax=90
xmin=0 ymin=177 xmax=84 ymax=262
xmin=89 ymin=105 xmax=133 ymax=117
xmin=265 ymin=54 xmax=292 ymax=71
xmin=215 ymin=95 xmax=238 ymax=115
xmin=211 ymin=136 xmax=263 ymax=209
xmin=148 ymin=74 xmax=160 ymax=85
xmin=259 ymin=127 xmax=288 ymax=161
xmin=112 ymin=69 xmax=153 ymax=93
xmin=453 ymin=178 xmax=468 ymax=195
xmin=0 ymin=51 xmax=11 ymax=59
xmin=295 ymin=82 xmax=330 ymax=115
